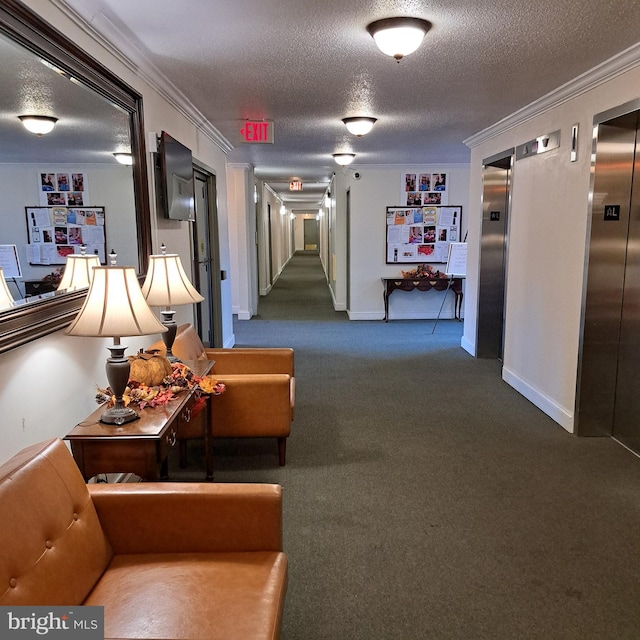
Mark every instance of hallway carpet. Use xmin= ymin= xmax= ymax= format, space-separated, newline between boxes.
xmin=175 ymin=252 xmax=640 ymax=640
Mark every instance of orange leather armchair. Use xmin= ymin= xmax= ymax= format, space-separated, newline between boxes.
xmin=149 ymin=324 xmax=295 ymax=466
xmin=0 ymin=438 xmax=288 ymax=640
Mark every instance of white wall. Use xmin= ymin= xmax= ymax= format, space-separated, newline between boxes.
xmin=257 ymin=185 xmax=294 ymax=296
xmin=463 ymin=46 xmax=640 ymax=432
xmin=227 ymin=164 xmax=258 ymax=320
xmin=0 ymin=0 xmax=234 ymax=464
xmin=344 ymin=164 xmax=470 ymax=320
xmin=331 ymin=170 xmax=348 ymax=311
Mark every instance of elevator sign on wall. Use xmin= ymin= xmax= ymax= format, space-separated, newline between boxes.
xmin=240 ymin=120 xmax=274 ymax=143
xmin=604 ymin=204 xmax=620 ymax=221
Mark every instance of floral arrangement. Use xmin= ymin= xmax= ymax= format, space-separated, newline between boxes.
xmin=401 ymin=264 xmax=442 ymax=279
xmin=41 ymin=268 xmax=64 ymax=286
xmin=96 ymin=361 xmax=225 ymax=411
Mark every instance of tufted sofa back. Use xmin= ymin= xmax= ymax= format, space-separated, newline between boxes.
xmin=0 ymin=439 xmax=113 ymax=605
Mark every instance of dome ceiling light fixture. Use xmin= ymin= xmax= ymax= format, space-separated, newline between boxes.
xmin=19 ymin=115 xmax=58 ymax=136
xmin=366 ymin=17 xmax=432 ymax=62
xmin=332 ymin=153 xmax=356 ymax=166
xmin=342 ymin=117 xmax=377 ymax=137
xmin=113 ymin=152 xmax=133 ymax=165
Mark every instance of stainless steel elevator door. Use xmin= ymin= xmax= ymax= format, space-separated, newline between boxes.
xmin=477 ymin=155 xmax=512 ymax=359
xmin=577 ymin=109 xmax=640 ymax=453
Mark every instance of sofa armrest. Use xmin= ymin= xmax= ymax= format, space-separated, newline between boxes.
xmin=88 ymin=482 xmax=283 ymax=555
xmin=204 ymin=348 xmax=294 ymax=376
xmin=211 ymin=374 xmax=293 ymax=436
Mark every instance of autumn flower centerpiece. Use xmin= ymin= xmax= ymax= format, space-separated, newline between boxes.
xmin=401 ymin=264 xmax=442 ymax=279
xmin=96 ymin=354 xmax=225 ymax=415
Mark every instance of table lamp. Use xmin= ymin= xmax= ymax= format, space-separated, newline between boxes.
xmin=58 ymin=246 xmax=101 ymax=291
xmin=66 ymin=252 xmax=166 ymax=425
xmin=0 ymin=267 xmax=15 ymax=311
xmin=141 ymin=244 xmax=204 ymax=362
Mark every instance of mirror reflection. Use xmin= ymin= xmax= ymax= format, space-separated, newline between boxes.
xmin=0 ymin=27 xmax=140 ymax=312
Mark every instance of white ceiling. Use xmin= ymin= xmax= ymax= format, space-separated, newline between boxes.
xmin=18 ymin=1 xmax=640 ymax=207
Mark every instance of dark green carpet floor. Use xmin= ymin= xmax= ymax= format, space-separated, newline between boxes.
xmin=172 ymin=252 xmax=640 ymax=640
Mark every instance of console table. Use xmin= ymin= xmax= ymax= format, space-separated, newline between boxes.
xmin=65 ymin=359 xmax=213 ymax=481
xmin=382 ymin=277 xmax=463 ymax=322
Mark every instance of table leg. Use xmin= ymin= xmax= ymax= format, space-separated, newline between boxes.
xmin=383 ymin=285 xmax=389 ymax=322
xmin=455 ymin=291 xmax=464 ymax=320
xmin=204 ymin=396 xmax=213 ymax=481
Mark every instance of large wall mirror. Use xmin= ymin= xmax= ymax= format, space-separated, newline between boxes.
xmin=0 ymin=0 xmax=151 ymax=353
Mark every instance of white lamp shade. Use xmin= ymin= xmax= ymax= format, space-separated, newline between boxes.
xmin=367 ymin=18 xmax=432 ymax=60
xmin=142 ymin=253 xmax=204 ymax=307
xmin=0 ymin=267 xmax=14 ymax=311
xmin=58 ymin=254 xmax=100 ymax=291
xmin=342 ymin=117 xmax=377 ymax=136
xmin=66 ymin=266 xmax=166 ymax=337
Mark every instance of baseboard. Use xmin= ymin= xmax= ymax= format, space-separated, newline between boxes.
xmin=236 ymin=311 xmax=252 ymax=320
xmin=348 ymin=311 xmax=385 ymax=321
xmin=328 ymin=286 xmax=346 ymax=311
xmin=387 ymin=311 xmax=457 ymax=320
xmin=502 ymin=365 xmax=574 ymax=433
xmin=460 ymin=335 xmax=475 ymax=355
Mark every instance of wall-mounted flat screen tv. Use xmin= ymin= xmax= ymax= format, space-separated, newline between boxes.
xmin=157 ymin=131 xmax=195 ymax=221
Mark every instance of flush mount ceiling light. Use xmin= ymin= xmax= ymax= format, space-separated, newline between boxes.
xmin=342 ymin=117 xmax=377 ymax=137
xmin=113 ymin=152 xmax=133 ymax=165
xmin=332 ymin=153 xmax=356 ymax=166
xmin=19 ymin=115 xmax=58 ymax=136
xmin=366 ymin=17 xmax=432 ymax=62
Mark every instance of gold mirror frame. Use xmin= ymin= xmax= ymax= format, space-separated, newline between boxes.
xmin=0 ymin=0 xmax=151 ymax=353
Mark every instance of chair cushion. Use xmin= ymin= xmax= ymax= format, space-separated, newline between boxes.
xmin=85 ymin=551 xmax=288 ymax=640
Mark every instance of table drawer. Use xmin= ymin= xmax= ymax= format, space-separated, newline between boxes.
xmin=176 ymin=392 xmax=207 ymax=440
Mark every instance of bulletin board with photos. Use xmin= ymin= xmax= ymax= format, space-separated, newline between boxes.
xmin=386 ymin=205 xmax=462 ymax=264
xmin=25 ymin=206 xmax=107 ymax=266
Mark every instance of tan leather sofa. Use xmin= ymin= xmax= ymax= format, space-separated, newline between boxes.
xmin=149 ymin=324 xmax=295 ymax=465
xmin=0 ymin=438 xmax=288 ymax=640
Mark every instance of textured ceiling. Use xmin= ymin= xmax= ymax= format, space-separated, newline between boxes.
xmin=0 ymin=28 xmax=131 ymax=165
xmin=8 ymin=0 xmax=640 ymax=208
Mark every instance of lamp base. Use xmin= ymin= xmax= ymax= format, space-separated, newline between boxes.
xmin=102 ymin=341 xmax=139 ymax=426
xmin=161 ymin=309 xmax=182 ymax=363
xmin=100 ymin=405 xmax=139 ymax=426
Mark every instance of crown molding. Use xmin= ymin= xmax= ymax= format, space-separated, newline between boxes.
xmin=263 ymin=182 xmax=281 ymax=200
xmin=465 ymin=42 xmax=640 ymax=148
xmin=349 ymin=163 xmax=470 ymax=171
xmin=53 ymin=0 xmax=233 ymax=154
xmin=227 ymin=163 xmax=254 ymax=171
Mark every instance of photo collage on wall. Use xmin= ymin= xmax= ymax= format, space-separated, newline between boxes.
xmin=38 ymin=171 xmax=88 ymax=207
xmin=401 ymin=172 xmax=448 ymax=206
xmin=26 ymin=206 xmax=106 ymax=265
xmin=386 ymin=205 xmax=462 ymax=264
xmin=29 ymin=171 xmax=105 ymax=265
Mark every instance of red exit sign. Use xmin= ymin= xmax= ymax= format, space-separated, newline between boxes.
xmin=290 ymin=180 xmax=303 ymax=191
xmin=240 ymin=120 xmax=274 ymax=144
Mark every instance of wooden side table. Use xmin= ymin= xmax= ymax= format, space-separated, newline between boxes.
xmin=381 ymin=277 xmax=463 ymax=322
xmin=65 ymin=360 xmax=214 ymax=481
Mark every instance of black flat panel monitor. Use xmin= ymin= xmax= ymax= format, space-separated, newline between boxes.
xmin=158 ymin=131 xmax=195 ymax=221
